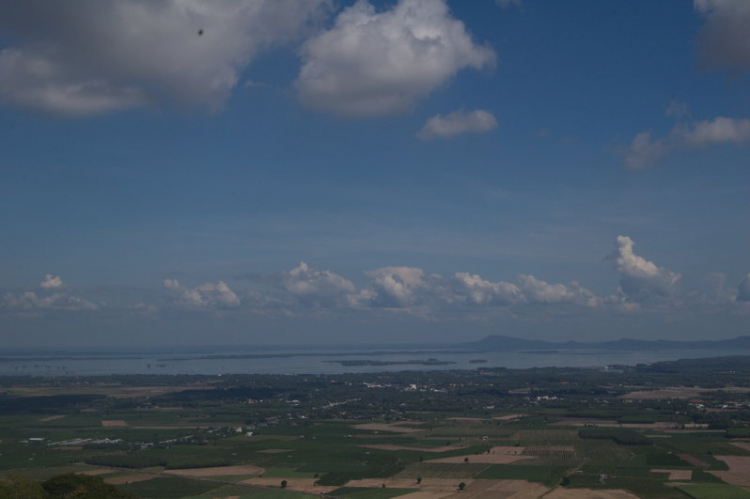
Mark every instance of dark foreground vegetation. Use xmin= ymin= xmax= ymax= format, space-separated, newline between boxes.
xmin=1 ymin=355 xmax=750 ymax=498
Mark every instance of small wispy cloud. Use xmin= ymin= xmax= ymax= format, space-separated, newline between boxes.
xmin=495 ymin=0 xmax=522 ymax=9
xmin=621 ymin=116 xmax=750 ymax=168
xmin=417 ymin=109 xmax=498 ymax=140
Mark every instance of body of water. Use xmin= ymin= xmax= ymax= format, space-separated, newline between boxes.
xmin=0 ymin=347 xmax=746 ymax=376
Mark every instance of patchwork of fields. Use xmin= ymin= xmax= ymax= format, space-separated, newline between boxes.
xmin=2 ymin=357 xmax=750 ymax=497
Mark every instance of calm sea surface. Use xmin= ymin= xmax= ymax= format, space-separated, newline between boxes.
xmin=0 ymin=347 xmax=746 ymax=377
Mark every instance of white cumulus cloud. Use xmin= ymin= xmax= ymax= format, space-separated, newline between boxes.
xmin=280 ymin=262 xmax=356 ymax=307
xmin=0 ymin=0 xmax=330 ymax=115
xmin=40 ymin=274 xmax=64 ymax=289
xmin=162 ymin=278 xmax=240 ymax=309
xmin=516 ymin=275 xmax=598 ymax=306
xmin=349 ymin=267 xmax=598 ymax=312
xmin=608 ymin=236 xmax=681 ymax=302
xmin=448 ymin=272 xmax=521 ymax=306
xmin=296 ymin=0 xmax=495 ymax=116
xmin=355 ymin=267 xmax=427 ymax=308
xmin=3 ymin=292 xmax=99 ymax=311
xmin=2 ymin=275 xmax=99 ymax=312
xmin=417 ymin=109 xmax=498 ymax=140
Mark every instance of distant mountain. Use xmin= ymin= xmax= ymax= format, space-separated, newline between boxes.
xmin=458 ymin=334 xmax=750 ymax=352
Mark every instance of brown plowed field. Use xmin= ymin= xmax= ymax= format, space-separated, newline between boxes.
xmin=708 ymin=455 xmax=750 ymax=487
xmin=165 ymin=465 xmax=264 ymax=477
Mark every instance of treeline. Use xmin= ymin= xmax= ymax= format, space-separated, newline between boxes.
xmin=84 ymin=453 xmax=233 ymax=470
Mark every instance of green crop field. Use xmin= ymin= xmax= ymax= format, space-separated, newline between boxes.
xmin=511 ymin=429 xmax=579 ymax=445
xmin=395 ymin=463 xmax=490 ymax=479
xmin=327 ymin=486 xmax=415 ymax=499
xmin=475 ymin=464 xmax=569 ymax=486
xmin=597 ymin=476 xmax=687 ymax=499
xmin=676 ymin=483 xmax=750 ymax=499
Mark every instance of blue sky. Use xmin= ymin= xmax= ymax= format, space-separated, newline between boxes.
xmin=0 ymin=0 xmax=749 ymax=348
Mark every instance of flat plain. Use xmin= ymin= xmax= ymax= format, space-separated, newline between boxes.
xmin=2 ymin=355 xmax=750 ymax=498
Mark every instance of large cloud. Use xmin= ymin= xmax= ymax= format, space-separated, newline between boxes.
xmin=608 ymin=236 xmax=680 ymax=302
xmin=280 ymin=262 xmax=355 ymax=307
xmin=353 ymin=267 xmax=427 ymax=308
xmin=695 ymin=0 xmax=750 ymax=74
xmin=417 ymin=109 xmax=498 ymax=140
xmin=0 ymin=0 xmax=330 ymax=115
xmin=348 ymin=266 xmax=598 ymax=312
xmin=163 ymin=278 xmax=240 ymax=309
xmin=622 ymin=117 xmax=750 ymax=168
xmin=448 ymin=272 xmax=521 ymax=306
xmin=516 ymin=275 xmax=599 ymax=306
xmin=296 ymin=0 xmax=495 ymax=116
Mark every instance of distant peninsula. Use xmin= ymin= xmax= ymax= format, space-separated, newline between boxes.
xmin=459 ymin=334 xmax=750 ymax=352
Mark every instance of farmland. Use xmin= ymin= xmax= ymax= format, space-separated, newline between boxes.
xmin=1 ymin=355 xmax=750 ymax=497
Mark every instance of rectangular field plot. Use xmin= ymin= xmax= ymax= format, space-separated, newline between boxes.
xmin=570 ymin=476 xmax=688 ymax=499
xmin=189 ymin=484 xmax=312 ymax=498
xmin=327 ymin=486 xmax=415 ymax=499
xmin=676 ymin=483 xmax=750 ymax=499
xmin=395 ymin=462 xmax=489 ymax=479
xmin=522 ymin=445 xmax=581 ymax=464
xmin=512 ymin=430 xmax=580 ymax=445
xmin=575 ymin=440 xmax=635 ymax=467
xmin=474 ymin=464 xmax=569 ymax=486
